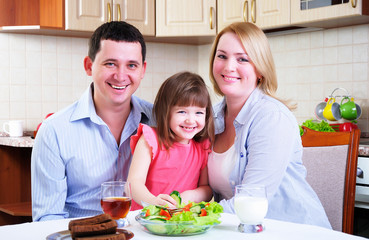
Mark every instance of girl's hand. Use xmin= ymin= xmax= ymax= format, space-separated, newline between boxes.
xmin=155 ymin=194 xmax=177 ymax=208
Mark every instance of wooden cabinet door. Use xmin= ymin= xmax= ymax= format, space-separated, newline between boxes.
xmin=66 ymin=0 xmax=155 ymax=35
xmin=0 ymin=0 xmax=63 ymax=28
xmin=253 ymin=0 xmax=290 ymax=29
xmin=65 ymin=0 xmax=109 ymax=31
xmin=217 ymin=0 xmax=247 ymax=32
xmin=156 ymin=0 xmax=216 ymax=36
xmin=291 ymin=0 xmax=366 ymax=25
xmin=116 ymin=0 xmax=155 ymax=36
xmin=217 ymin=0 xmax=290 ymax=32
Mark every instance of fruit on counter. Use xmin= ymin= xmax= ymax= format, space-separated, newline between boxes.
xmin=34 ymin=113 xmax=55 ymax=138
xmin=339 ymin=122 xmax=358 ymax=132
xmin=36 ymin=113 xmax=54 ymax=131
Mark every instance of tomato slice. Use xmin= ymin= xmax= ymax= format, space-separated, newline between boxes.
xmin=159 ymin=209 xmax=171 ymax=219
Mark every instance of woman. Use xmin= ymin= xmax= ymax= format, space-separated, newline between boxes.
xmin=207 ymin=22 xmax=331 ymax=228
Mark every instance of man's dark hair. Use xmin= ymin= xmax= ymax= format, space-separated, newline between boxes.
xmin=88 ymin=21 xmax=146 ymax=63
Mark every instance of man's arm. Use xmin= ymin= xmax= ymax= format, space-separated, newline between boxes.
xmin=31 ymin=122 xmax=68 ymax=221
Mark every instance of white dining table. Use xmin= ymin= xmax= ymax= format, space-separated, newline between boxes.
xmin=0 ymin=210 xmax=367 ymax=240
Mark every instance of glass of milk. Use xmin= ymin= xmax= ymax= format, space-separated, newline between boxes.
xmin=234 ymin=184 xmax=268 ymax=233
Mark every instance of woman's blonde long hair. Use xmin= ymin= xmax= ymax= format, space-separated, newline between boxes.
xmin=209 ymin=22 xmax=295 ymax=110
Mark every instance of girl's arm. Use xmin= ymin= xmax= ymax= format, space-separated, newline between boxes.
xmin=127 ymin=135 xmax=177 ymax=208
xmin=180 ymin=166 xmax=213 ymax=204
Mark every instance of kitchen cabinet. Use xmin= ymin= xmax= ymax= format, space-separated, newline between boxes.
xmin=0 ymin=145 xmax=32 ymax=226
xmin=2 ymin=0 xmax=369 ymax=44
xmin=291 ymin=0 xmax=369 ymax=28
xmin=155 ymin=0 xmax=216 ymax=36
xmin=0 ymin=0 xmax=155 ymax=36
xmin=66 ymin=0 xmax=155 ymax=36
xmin=217 ymin=0 xmax=290 ymax=32
xmin=0 ymin=0 xmax=64 ymax=29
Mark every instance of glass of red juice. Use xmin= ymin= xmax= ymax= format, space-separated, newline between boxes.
xmin=101 ymin=181 xmax=132 ymax=227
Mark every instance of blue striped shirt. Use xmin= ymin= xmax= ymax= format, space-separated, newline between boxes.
xmin=31 ymin=85 xmax=153 ymax=221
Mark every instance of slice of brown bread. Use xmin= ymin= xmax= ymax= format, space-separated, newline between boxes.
xmin=70 ymin=219 xmax=118 ymax=238
xmin=74 ymin=231 xmax=126 ymax=240
xmin=69 ymin=214 xmax=112 ymax=230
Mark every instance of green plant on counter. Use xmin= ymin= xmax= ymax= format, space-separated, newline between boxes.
xmin=299 ymin=119 xmax=336 ymax=136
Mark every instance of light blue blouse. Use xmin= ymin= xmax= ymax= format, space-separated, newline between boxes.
xmin=31 ymin=84 xmax=153 ymax=221
xmin=210 ymin=88 xmax=331 ymax=229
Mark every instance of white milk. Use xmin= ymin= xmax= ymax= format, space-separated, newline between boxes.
xmin=235 ymin=196 xmax=268 ymax=224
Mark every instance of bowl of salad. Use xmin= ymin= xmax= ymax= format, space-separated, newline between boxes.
xmin=135 ymin=192 xmax=223 ymax=236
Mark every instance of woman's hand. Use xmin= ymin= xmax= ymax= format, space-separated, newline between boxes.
xmin=180 ymin=189 xmax=197 ymax=205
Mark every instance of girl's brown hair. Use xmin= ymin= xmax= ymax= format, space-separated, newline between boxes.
xmin=153 ymin=71 xmax=214 ymax=150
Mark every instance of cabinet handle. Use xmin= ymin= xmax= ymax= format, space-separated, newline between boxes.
xmin=351 ymin=0 xmax=357 ymax=8
xmin=210 ymin=7 xmax=214 ymax=29
xmin=357 ymin=167 xmax=363 ymax=178
xmin=243 ymin=1 xmax=248 ymax=22
xmin=107 ymin=2 xmax=112 ymax=22
xmin=251 ymin=0 xmax=256 ymax=23
xmin=117 ymin=4 xmax=121 ymax=21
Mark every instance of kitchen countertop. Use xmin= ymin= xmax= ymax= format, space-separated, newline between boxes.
xmin=359 ymin=137 xmax=369 ymax=157
xmin=359 ymin=145 xmax=369 ymax=157
xmin=0 ymin=132 xmax=34 ymax=148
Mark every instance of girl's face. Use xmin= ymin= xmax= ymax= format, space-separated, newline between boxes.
xmin=213 ymin=32 xmax=260 ymax=100
xmin=169 ymin=105 xmax=206 ymax=144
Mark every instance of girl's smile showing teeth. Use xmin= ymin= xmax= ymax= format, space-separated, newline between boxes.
xmin=181 ymin=126 xmax=196 ymax=131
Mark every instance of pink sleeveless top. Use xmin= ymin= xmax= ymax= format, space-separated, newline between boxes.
xmin=130 ymin=124 xmax=211 ymax=210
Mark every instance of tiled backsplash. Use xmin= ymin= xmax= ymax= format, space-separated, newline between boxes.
xmin=0 ymin=23 xmax=368 ymax=133
xmin=269 ymin=24 xmax=368 ymax=133
xmin=199 ymin=24 xmax=369 ymax=133
xmin=0 ymin=34 xmax=198 ymax=130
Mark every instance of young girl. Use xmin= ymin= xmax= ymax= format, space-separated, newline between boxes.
xmin=128 ymin=71 xmax=214 ymax=210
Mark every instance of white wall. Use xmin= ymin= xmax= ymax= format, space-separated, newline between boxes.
xmin=1 ymin=23 xmax=368 ymax=133
xmin=0 ymin=34 xmax=198 ymax=131
xmin=198 ymin=24 xmax=369 ymax=133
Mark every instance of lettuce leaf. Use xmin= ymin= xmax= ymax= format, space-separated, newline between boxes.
xmin=300 ymin=119 xmax=335 ymax=136
xmin=169 ymin=211 xmax=194 ymax=222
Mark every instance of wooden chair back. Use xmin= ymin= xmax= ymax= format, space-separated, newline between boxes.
xmin=301 ymin=126 xmax=360 ymax=234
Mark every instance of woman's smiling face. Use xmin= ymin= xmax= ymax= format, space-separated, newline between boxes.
xmin=212 ymin=32 xmax=260 ymax=100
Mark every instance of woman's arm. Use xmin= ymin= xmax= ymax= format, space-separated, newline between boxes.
xmin=218 ymin=111 xmax=298 ymax=213
xmin=241 ymin=111 xmax=297 ymax=196
xmin=128 ymin=135 xmax=177 ymax=208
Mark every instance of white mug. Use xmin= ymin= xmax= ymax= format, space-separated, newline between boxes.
xmin=3 ymin=120 xmax=24 ymax=137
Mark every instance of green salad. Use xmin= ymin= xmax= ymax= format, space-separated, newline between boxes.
xmin=137 ymin=192 xmax=223 ymax=235
xmin=299 ymin=119 xmax=335 ymax=136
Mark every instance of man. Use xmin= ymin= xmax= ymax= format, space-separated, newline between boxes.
xmin=31 ymin=21 xmax=154 ymax=221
